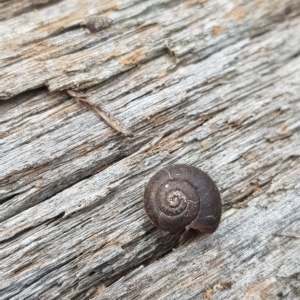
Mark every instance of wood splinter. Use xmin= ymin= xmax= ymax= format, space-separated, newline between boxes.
xmin=67 ymin=90 xmax=133 ymax=137
xmin=274 ymin=232 xmax=300 ymax=238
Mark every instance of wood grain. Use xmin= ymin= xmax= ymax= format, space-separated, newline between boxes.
xmin=0 ymin=0 xmax=300 ymax=299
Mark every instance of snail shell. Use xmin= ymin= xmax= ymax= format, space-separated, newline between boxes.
xmin=143 ymin=164 xmax=222 ymax=233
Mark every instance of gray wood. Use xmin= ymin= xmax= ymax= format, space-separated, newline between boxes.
xmin=1 ymin=0 xmax=300 ymax=299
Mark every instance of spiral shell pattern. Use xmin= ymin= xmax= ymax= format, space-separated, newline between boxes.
xmin=144 ymin=164 xmax=222 ymax=233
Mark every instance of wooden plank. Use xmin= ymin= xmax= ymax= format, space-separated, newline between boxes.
xmin=2 ymin=18 xmax=300 ymax=221
xmin=0 ymin=0 xmax=300 ymax=299
xmin=98 ymin=189 xmax=300 ymax=300
xmin=1 ymin=0 xmax=299 ymax=99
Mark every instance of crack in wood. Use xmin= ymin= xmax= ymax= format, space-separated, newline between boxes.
xmin=1 ymin=1 xmax=300 ymax=299
xmin=67 ymin=90 xmax=134 ymax=137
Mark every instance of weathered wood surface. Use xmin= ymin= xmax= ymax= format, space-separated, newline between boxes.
xmin=0 ymin=0 xmax=300 ymax=299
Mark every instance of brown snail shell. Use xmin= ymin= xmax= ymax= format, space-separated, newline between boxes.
xmin=143 ymin=164 xmax=222 ymax=233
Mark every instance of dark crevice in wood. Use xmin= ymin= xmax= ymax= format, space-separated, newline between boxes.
xmin=120 ymin=227 xmax=157 ymax=252
xmin=0 ymin=192 xmax=20 ymax=205
xmin=70 ymin=229 xmax=181 ymax=295
xmin=2 ymin=254 xmax=82 ymax=300
xmin=0 ymin=119 xmax=158 ymax=221
xmin=74 ymin=265 xmax=142 ymax=300
xmin=289 ymin=50 xmax=300 ymax=60
xmin=103 ymin=242 xmax=181 ymax=290
xmin=44 ymin=211 xmax=65 ymax=226
xmin=0 ymin=86 xmax=48 ymax=106
xmin=0 ymin=153 xmax=127 ymax=222
xmin=249 ymin=29 xmax=271 ymax=40
xmin=141 ymin=234 xmax=182 ymax=268
xmin=0 ymin=225 xmax=36 ymax=245
xmin=0 ymin=212 xmax=65 ymax=245
xmin=0 ymin=87 xmax=49 ymax=114
xmin=12 ymin=262 xmax=34 ymax=276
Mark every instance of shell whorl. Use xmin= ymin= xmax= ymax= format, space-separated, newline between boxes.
xmin=143 ymin=164 xmax=222 ymax=233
